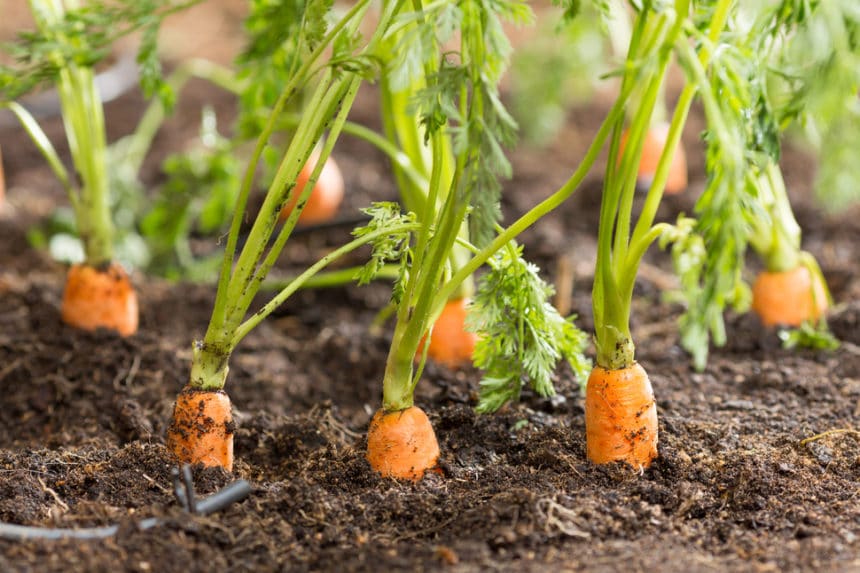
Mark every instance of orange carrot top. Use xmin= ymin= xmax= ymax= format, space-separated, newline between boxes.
xmin=620 ymin=121 xmax=688 ymax=195
xmin=366 ymin=406 xmax=440 ymax=481
xmin=417 ymin=297 xmax=478 ymax=369
xmin=278 ymin=149 xmax=344 ymax=225
xmin=167 ymin=385 xmax=235 ymax=471
xmin=61 ymin=262 xmax=139 ymax=337
xmin=585 ymin=363 xmax=658 ymax=469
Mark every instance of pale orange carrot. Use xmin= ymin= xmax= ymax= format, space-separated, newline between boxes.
xmin=585 ymin=362 xmax=658 ymax=469
xmin=416 ymin=297 xmax=478 ymax=369
xmin=366 ymin=406 xmax=440 ymax=481
xmin=279 ymin=151 xmax=344 ymax=225
xmin=751 ymin=265 xmax=829 ymax=327
xmin=166 ymin=386 xmax=234 ymax=471
xmin=61 ymin=262 xmax=139 ymax=337
xmin=620 ymin=122 xmax=688 ymax=195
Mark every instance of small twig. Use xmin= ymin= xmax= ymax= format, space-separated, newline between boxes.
xmin=141 ymin=473 xmax=170 ymax=495
xmin=37 ymin=478 xmax=69 ymax=513
xmin=800 ymin=428 xmax=860 ymax=446
xmin=553 ymin=254 xmax=575 ymax=316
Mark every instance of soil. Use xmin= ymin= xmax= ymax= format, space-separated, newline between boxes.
xmin=2 ymin=3 xmax=860 ymax=572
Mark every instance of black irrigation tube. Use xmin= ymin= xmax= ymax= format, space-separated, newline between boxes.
xmin=0 ymin=468 xmax=252 ymax=542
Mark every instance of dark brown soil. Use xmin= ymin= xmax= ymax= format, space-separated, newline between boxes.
xmin=2 ymin=3 xmax=860 ymax=571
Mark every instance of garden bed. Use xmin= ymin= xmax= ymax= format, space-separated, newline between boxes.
xmin=2 ymin=4 xmax=860 ymax=571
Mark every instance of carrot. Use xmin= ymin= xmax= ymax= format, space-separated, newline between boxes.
xmin=585 ymin=362 xmax=658 ymax=469
xmin=61 ymin=263 xmax=139 ymax=337
xmin=167 ymin=386 xmax=234 ymax=471
xmin=621 ymin=121 xmax=688 ymax=195
xmin=278 ymin=150 xmax=344 ymax=225
xmin=416 ymin=297 xmax=478 ymax=369
xmin=751 ymin=264 xmax=829 ymax=327
xmin=366 ymin=406 xmax=440 ymax=481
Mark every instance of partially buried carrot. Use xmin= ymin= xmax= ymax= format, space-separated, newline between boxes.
xmin=416 ymin=297 xmax=478 ymax=369
xmin=61 ymin=262 xmax=139 ymax=337
xmin=279 ymin=150 xmax=344 ymax=225
xmin=366 ymin=406 xmax=440 ymax=481
xmin=620 ymin=121 xmax=687 ymax=195
xmin=167 ymin=386 xmax=234 ymax=471
xmin=751 ymin=265 xmax=829 ymax=327
xmin=585 ymin=362 xmax=658 ymax=469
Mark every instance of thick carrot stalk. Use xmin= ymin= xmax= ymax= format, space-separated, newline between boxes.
xmin=366 ymin=406 xmax=440 ymax=481
xmin=416 ymin=297 xmax=478 ymax=369
xmin=61 ymin=263 xmax=139 ymax=337
xmin=278 ymin=151 xmax=344 ymax=225
xmin=621 ymin=122 xmax=688 ymax=195
xmin=167 ymin=386 xmax=234 ymax=471
xmin=752 ymin=265 xmax=829 ymax=327
xmin=585 ymin=363 xmax=657 ymax=469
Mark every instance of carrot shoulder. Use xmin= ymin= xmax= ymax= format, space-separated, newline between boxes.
xmin=366 ymin=406 xmax=440 ymax=481
xmin=167 ymin=386 xmax=235 ymax=471
xmin=751 ymin=265 xmax=829 ymax=327
xmin=279 ymin=151 xmax=344 ymax=225
xmin=61 ymin=262 xmax=139 ymax=337
xmin=585 ymin=362 xmax=658 ymax=469
xmin=417 ymin=297 xmax=478 ymax=369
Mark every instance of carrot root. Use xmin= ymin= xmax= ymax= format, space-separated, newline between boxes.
xmin=366 ymin=406 xmax=440 ymax=481
xmin=621 ymin=122 xmax=688 ymax=195
xmin=585 ymin=363 xmax=658 ymax=469
xmin=279 ymin=151 xmax=344 ymax=225
xmin=417 ymin=297 xmax=478 ymax=369
xmin=61 ymin=263 xmax=139 ymax=337
xmin=751 ymin=265 xmax=829 ymax=327
xmin=167 ymin=386 xmax=234 ymax=471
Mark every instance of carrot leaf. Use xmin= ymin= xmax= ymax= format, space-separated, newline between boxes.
xmin=352 ymin=202 xmax=416 ymax=291
xmin=469 ymin=245 xmax=590 ymax=413
xmin=778 ymin=321 xmax=840 ymax=352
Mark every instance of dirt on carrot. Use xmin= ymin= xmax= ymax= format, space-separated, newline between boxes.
xmin=585 ymin=362 xmax=658 ymax=469
xmin=167 ymin=386 xmax=235 ymax=471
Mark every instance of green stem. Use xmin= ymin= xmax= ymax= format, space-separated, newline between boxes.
xmin=435 ymin=82 xmax=633 ymax=308
xmin=4 ymin=102 xmax=74 ymax=198
xmin=261 ymin=264 xmax=402 ymax=291
xmin=33 ymin=0 xmax=113 ymax=266
xmin=233 ymin=222 xmax=421 ymax=345
xmin=208 ymin=0 xmax=373 ymax=333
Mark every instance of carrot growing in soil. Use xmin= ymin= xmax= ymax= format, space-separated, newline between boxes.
xmin=359 ymin=0 xmax=609 ymax=479
xmin=0 ymin=0 xmax=191 ymax=336
xmin=166 ymin=0 xmax=409 ymax=470
xmin=377 ymin=21 xmax=477 ymax=370
xmin=747 ymin=163 xmax=831 ymax=329
xmin=665 ymin=1 xmax=849 ymax=365
xmin=586 ymin=0 xmax=737 ymax=468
